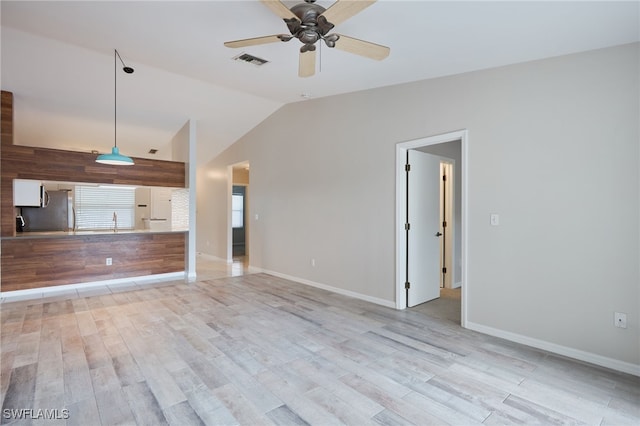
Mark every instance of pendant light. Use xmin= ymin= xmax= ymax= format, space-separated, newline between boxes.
xmin=96 ymin=49 xmax=135 ymax=166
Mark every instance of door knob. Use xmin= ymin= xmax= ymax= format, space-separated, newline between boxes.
xmin=435 ymin=232 xmax=443 ymax=237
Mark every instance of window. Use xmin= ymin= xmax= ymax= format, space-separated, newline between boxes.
xmin=74 ymin=185 xmax=135 ymax=230
xmin=232 ymin=193 xmax=244 ymax=228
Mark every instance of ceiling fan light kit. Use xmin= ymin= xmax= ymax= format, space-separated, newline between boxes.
xmin=224 ymin=0 xmax=390 ymax=77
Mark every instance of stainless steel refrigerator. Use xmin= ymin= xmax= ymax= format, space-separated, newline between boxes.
xmin=21 ymin=190 xmax=72 ymax=232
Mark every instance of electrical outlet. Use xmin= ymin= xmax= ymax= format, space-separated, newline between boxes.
xmin=614 ymin=312 xmax=627 ymax=329
xmin=106 ymin=257 xmax=112 ymax=266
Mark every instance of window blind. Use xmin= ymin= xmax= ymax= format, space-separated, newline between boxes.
xmin=75 ymin=185 xmax=135 ymax=230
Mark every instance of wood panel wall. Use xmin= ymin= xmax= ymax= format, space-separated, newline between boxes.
xmin=2 ymin=144 xmax=186 ymax=186
xmin=1 ymin=91 xmax=13 ymax=238
xmin=1 ymin=91 xmax=12 ymax=145
xmin=1 ymin=233 xmax=186 ymax=292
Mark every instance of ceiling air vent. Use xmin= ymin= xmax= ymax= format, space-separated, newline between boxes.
xmin=233 ymin=53 xmax=269 ymax=67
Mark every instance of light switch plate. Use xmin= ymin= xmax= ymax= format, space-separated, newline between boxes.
xmin=490 ymin=213 xmax=500 ymax=226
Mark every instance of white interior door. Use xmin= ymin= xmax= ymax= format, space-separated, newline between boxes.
xmin=407 ymin=150 xmax=441 ymax=307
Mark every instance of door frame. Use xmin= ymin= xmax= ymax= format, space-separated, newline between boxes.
xmin=395 ymin=130 xmax=469 ymax=327
xmin=440 ymin=160 xmax=454 ymax=289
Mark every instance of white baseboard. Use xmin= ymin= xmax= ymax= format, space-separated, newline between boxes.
xmin=1 ymin=272 xmax=186 ymax=301
xmin=247 ymin=265 xmax=264 ymax=274
xmin=466 ymin=321 xmax=640 ymax=377
xmin=254 ymin=268 xmax=396 ymax=309
xmin=196 ymin=252 xmax=227 ymax=262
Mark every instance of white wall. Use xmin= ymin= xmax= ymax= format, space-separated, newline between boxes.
xmin=197 ymin=44 xmax=639 ymax=369
xmin=172 ymin=120 xmax=197 ymax=280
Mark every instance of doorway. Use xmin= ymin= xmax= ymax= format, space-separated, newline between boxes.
xmin=395 ymin=130 xmax=468 ymax=326
xmin=229 ymin=162 xmax=250 ymax=263
xmin=232 ymin=185 xmax=246 ymax=256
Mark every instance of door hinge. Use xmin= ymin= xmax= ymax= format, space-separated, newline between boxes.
xmin=405 ymin=282 xmax=411 ymax=289
xmin=442 ymin=221 xmax=447 ymax=228
xmin=405 ymin=164 xmax=411 ymax=172
xmin=405 ymin=223 xmax=410 ymax=231
xmin=443 ymin=174 xmax=447 ymax=181
xmin=442 ymin=267 xmax=447 ymax=274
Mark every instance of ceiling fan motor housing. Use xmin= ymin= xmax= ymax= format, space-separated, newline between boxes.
xmin=291 ymin=2 xmax=325 ymax=24
xmin=287 ymin=2 xmax=335 ymax=49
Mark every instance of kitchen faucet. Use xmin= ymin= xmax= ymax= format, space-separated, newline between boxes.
xmin=113 ymin=211 xmax=118 ymax=233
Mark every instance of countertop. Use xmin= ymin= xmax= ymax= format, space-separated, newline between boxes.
xmin=3 ymin=228 xmax=188 ymax=240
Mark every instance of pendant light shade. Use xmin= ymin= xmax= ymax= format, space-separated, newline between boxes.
xmin=96 ymin=146 xmax=135 ymax=165
xmin=96 ymin=49 xmax=135 ymax=166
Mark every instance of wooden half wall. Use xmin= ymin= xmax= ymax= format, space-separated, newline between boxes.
xmin=1 ymin=233 xmax=186 ymax=292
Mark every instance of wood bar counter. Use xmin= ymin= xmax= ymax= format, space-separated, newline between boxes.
xmin=1 ymin=230 xmax=186 ymax=292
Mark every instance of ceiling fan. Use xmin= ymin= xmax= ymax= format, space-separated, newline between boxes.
xmin=224 ymin=0 xmax=390 ymax=77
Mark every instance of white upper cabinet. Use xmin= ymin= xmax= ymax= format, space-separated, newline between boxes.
xmin=13 ymin=179 xmax=43 ymax=207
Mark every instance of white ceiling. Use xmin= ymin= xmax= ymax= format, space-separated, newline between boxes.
xmin=1 ymin=1 xmax=638 ymax=164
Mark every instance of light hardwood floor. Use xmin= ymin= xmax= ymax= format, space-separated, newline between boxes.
xmin=1 ymin=259 xmax=638 ymax=425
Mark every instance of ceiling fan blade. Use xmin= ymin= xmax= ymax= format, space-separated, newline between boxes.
xmin=260 ymin=0 xmax=298 ymax=20
xmin=333 ymin=34 xmax=390 ymax=60
xmin=224 ymin=35 xmax=288 ymax=48
xmin=321 ymin=0 xmax=376 ymax=26
xmin=299 ymin=50 xmax=316 ymax=78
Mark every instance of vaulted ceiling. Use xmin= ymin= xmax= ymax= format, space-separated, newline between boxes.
xmin=1 ymin=1 xmax=638 ymax=164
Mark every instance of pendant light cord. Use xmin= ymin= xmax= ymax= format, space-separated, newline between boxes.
xmin=114 ymin=49 xmax=117 ymax=149
xmin=96 ymin=48 xmax=135 ymax=165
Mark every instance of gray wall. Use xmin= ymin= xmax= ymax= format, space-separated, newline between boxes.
xmin=197 ymin=43 xmax=639 ymax=368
